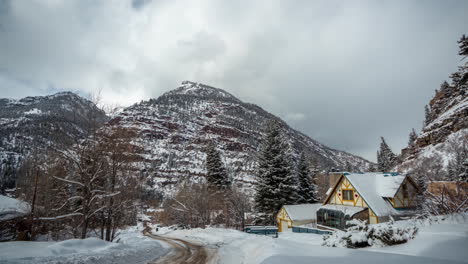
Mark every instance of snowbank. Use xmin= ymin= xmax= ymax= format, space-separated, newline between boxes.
xmin=0 ymin=224 xmax=168 ymax=264
xmin=0 ymin=195 xmax=30 ymax=221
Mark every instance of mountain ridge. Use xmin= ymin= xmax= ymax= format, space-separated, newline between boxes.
xmin=106 ymin=81 xmax=374 ymax=196
xmin=0 ymin=91 xmax=108 ymax=193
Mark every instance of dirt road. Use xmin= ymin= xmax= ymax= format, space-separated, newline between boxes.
xmin=145 ymin=232 xmax=216 ymax=264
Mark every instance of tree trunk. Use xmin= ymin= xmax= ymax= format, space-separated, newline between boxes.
xmin=105 ymin=208 xmax=112 ymax=241
xmin=29 ymin=169 xmax=39 ymax=240
xmin=81 ymin=217 xmax=89 ymax=239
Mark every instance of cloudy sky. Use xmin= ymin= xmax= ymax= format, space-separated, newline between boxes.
xmin=1 ymin=0 xmax=467 ymax=161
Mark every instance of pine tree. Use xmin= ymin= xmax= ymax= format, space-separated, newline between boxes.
xmin=416 ymin=174 xmax=428 ymax=193
xmin=377 ymin=137 xmax=397 ymax=172
xmin=296 ymin=153 xmax=319 ymax=204
xmin=254 ymin=121 xmax=298 ymax=224
xmin=408 ymin=128 xmax=417 ymax=146
xmin=458 ymin=34 xmax=468 ymax=57
xmin=451 ymin=34 xmax=468 ymax=87
xmin=440 ymin=81 xmax=450 ymax=91
xmin=205 ymin=143 xmax=231 ymax=190
xmin=447 ymin=144 xmax=468 ymax=182
xmin=459 ymin=158 xmax=468 ymax=182
xmin=424 ymin=105 xmax=431 ymax=126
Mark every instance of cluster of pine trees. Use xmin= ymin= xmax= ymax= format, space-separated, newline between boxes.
xmin=254 ymin=121 xmax=319 ymax=224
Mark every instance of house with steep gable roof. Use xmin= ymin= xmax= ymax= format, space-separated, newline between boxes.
xmin=317 ymin=172 xmax=420 ymax=229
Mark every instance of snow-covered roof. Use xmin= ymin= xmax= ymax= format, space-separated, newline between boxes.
xmin=283 ymin=203 xmax=322 ymax=221
xmin=0 ymin=195 xmax=30 ymax=221
xmin=345 ymin=173 xmax=403 ymax=217
xmin=318 ymin=204 xmax=367 ymax=217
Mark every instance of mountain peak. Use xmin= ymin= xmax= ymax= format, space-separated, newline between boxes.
xmin=163 ymin=81 xmax=240 ymax=102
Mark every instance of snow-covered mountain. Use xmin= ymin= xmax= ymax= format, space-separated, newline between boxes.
xmin=398 ymin=77 xmax=467 ymax=173
xmin=107 ymin=81 xmax=373 ymax=195
xmin=0 ymin=92 xmax=108 ymax=192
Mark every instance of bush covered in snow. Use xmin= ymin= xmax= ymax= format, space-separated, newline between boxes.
xmin=322 ymin=219 xmax=418 ymax=248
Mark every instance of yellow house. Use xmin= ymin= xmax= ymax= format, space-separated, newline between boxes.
xmin=276 ymin=204 xmax=322 ymax=232
xmin=317 ymin=172 xmax=419 ymax=229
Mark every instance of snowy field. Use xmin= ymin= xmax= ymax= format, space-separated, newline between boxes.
xmin=0 ymin=215 xmax=466 ymax=263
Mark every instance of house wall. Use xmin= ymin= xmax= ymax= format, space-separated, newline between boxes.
xmin=352 ymin=208 xmax=369 ymax=222
xmin=276 ymin=207 xmax=292 ymax=232
xmin=328 ymin=176 xmax=379 ymax=224
xmin=329 ymin=177 xmax=368 ymax=207
xmin=391 ymin=178 xmax=418 ymax=208
xmin=276 ymin=207 xmax=316 ymax=231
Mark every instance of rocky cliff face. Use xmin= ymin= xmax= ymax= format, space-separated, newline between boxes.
xmin=416 ymin=86 xmax=466 ymax=152
xmin=0 ymin=92 xmax=108 ymax=192
xmin=106 ymin=81 xmax=373 ymax=196
xmin=398 ymin=41 xmax=467 ymax=174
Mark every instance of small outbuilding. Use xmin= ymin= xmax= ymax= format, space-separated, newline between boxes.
xmin=276 ymin=203 xmax=322 ymax=232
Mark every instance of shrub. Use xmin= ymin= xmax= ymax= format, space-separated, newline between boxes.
xmin=322 ymin=219 xmax=418 ymax=248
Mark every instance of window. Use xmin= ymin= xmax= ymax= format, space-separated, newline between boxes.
xmin=402 ymin=184 xmax=408 ymax=198
xmin=318 ymin=209 xmax=343 ymax=229
xmin=342 ymin=190 xmax=354 ymax=201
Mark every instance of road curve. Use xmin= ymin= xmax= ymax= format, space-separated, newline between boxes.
xmin=144 ymin=232 xmax=214 ymax=264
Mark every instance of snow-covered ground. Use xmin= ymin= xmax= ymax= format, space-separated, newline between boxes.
xmin=154 ymin=214 xmax=468 ymax=264
xmin=1 ymin=215 xmax=466 ymax=263
xmin=0 ymin=195 xmax=30 ymax=221
xmin=0 ymin=224 xmax=168 ymax=264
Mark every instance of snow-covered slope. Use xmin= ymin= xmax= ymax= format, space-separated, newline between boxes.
xmin=106 ymin=81 xmax=373 ymax=196
xmin=398 ymin=73 xmax=467 ymax=173
xmin=0 ymin=92 xmax=108 ymax=192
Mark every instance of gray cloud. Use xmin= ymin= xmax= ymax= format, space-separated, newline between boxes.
xmin=0 ymin=0 xmax=467 ymax=161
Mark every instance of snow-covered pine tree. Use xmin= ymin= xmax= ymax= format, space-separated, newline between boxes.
xmin=416 ymin=173 xmax=428 ymax=193
xmin=447 ymin=144 xmax=468 ymax=181
xmin=377 ymin=137 xmax=397 ymax=172
xmin=254 ymin=121 xmax=298 ymax=224
xmin=458 ymin=34 xmax=468 ymax=58
xmin=459 ymin=158 xmax=468 ymax=182
xmin=440 ymin=81 xmax=450 ymax=91
xmin=451 ymin=34 xmax=468 ymax=88
xmin=205 ymin=143 xmax=231 ymax=190
xmin=424 ymin=105 xmax=431 ymax=126
xmin=408 ymin=128 xmax=417 ymax=146
xmin=296 ymin=153 xmax=319 ymax=204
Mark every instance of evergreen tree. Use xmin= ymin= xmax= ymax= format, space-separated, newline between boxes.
xmin=408 ymin=128 xmax=418 ymax=146
xmin=458 ymin=34 xmax=468 ymax=57
xmin=377 ymin=137 xmax=397 ymax=172
xmin=459 ymin=158 xmax=468 ymax=182
xmin=451 ymin=34 xmax=468 ymax=87
xmin=205 ymin=143 xmax=231 ymax=190
xmin=440 ymin=81 xmax=450 ymax=91
xmin=447 ymin=144 xmax=468 ymax=182
xmin=254 ymin=121 xmax=298 ymax=224
xmin=296 ymin=153 xmax=318 ymax=204
xmin=416 ymin=174 xmax=428 ymax=193
xmin=424 ymin=105 xmax=431 ymax=126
